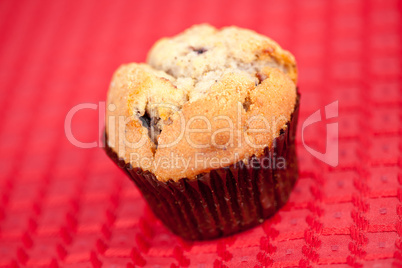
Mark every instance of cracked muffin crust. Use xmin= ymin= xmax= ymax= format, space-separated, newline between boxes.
xmin=106 ymin=24 xmax=298 ymax=182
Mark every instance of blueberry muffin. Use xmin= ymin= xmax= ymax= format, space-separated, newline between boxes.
xmin=105 ymin=24 xmax=299 ymax=240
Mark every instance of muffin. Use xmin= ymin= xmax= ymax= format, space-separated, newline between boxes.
xmin=105 ymin=24 xmax=299 ymax=240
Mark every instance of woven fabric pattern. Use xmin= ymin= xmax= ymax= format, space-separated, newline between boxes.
xmin=0 ymin=0 xmax=401 ymax=267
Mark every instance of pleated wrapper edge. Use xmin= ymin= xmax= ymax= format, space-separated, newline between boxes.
xmin=105 ymin=94 xmax=300 ymax=240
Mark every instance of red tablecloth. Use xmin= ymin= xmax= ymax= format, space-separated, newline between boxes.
xmin=0 ymin=0 xmax=401 ymax=267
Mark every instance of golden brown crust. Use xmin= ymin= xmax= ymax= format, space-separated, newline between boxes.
xmin=105 ymin=24 xmax=297 ymax=182
xmin=147 ymin=24 xmax=297 ymax=86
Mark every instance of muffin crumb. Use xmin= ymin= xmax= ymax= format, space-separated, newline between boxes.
xmin=106 ymin=24 xmax=298 ymax=181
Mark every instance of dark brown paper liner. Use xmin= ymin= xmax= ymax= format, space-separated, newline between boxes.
xmin=105 ymin=95 xmax=300 ymax=240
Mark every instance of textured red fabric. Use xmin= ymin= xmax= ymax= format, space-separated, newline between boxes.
xmin=0 ymin=0 xmax=401 ymax=267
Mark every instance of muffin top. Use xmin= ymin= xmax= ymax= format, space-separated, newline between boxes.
xmin=106 ymin=24 xmax=297 ymax=181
